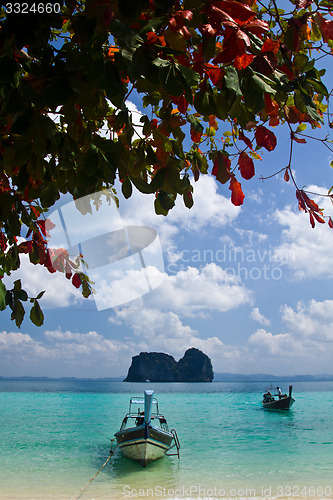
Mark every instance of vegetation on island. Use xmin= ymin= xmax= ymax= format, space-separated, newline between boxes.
xmin=1 ymin=0 xmax=333 ymax=326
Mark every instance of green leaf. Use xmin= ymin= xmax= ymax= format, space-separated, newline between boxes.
xmin=296 ymin=123 xmax=307 ymax=132
xmin=152 ymin=57 xmax=170 ymax=68
xmin=15 ymin=289 xmax=28 ymax=301
xmin=130 ymin=176 xmax=154 ymax=194
xmin=307 ymin=78 xmax=329 ymax=97
xmin=155 ymin=191 xmax=175 ymax=214
xmin=159 ymin=64 xmax=184 ymax=96
xmin=150 ymin=168 xmax=166 ymax=191
xmin=30 ymin=300 xmax=44 ymax=327
xmin=294 ymin=90 xmax=307 ymax=113
xmin=178 ymin=65 xmax=200 ymax=88
xmin=0 ymin=281 xmax=6 ymax=311
xmin=214 ymin=90 xmax=231 ymax=120
xmin=164 ymin=28 xmax=187 ymax=51
xmin=293 ymin=54 xmax=309 ymax=73
xmin=194 ymin=88 xmax=216 ymax=116
xmin=224 ymin=67 xmax=242 ymax=96
xmin=11 ymin=299 xmax=25 ymax=328
xmin=251 ymin=74 xmax=275 ymax=94
xmin=121 ymin=176 xmax=133 ymax=199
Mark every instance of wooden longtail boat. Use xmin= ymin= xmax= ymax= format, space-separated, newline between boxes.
xmin=262 ymin=385 xmax=295 ymax=410
xmin=114 ymin=390 xmax=180 ymax=467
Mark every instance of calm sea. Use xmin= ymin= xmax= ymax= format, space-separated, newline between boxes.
xmin=0 ymin=381 xmax=333 ymax=500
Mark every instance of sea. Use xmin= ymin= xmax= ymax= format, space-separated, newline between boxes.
xmin=1 ymin=380 xmax=333 ymax=500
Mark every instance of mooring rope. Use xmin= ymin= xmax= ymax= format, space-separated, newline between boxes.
xmin=70 ymin=444 xmax=118 ymax=500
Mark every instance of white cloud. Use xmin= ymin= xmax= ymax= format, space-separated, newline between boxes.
xmin=235 ymin=228 xmax=268 ymax=245
xmin=3 ymin=254 xmax=85 ymax=309
xmin=248 ymin=328 xmax=295 ymax=355
xmin=108 ymin=304 xmax=242 ymax=370
xmin=0 ymin=330 xmax=33 ymax=347
xmin=273 ymin=186 xmax=333 ymax=279
xmin=250 ymin=307 xmax=271 ymax=326
xmin=240 ymin=298 xmax=333 ymax=374
xmin=124 ymin=263 xmax=253 ymax=317
xmin=118 ymin=175 xmax=241 ymax=247
xmin=0 ymin=329 xmax=136 ymax=378
xmin=281 ymin=299 xmax=333 ymax=342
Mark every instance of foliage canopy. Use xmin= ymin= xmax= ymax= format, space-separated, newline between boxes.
xmin=0 ymin=0 xmax=333 ymax=326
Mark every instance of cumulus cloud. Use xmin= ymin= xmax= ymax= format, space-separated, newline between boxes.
xmin=0 ymin=329 xmax=137 ymax=378
xmin=148 ymin=263 xmax=253 ymax=316
xmin=248 ymin=328 xmax=295 ymax=355
xmin=0 ymin=330 xmax=33 ymax=347
xmin=242 ymin=298 xmax=333 ymax=374
xmin=273 ymin=186 xmax=333 ymax=279
xmin=281 ymin=299 xmax=333 ymax=342
xmin=118 ymin=174 xmax=241 ymax=248
xmin=250 ymin=307 xmax=271 ymax=326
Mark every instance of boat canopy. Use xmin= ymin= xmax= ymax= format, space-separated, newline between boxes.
xmin=129 ymin=396 xmax=159 ymax=414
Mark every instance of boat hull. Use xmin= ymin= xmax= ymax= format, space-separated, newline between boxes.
xmin=262 ymin=396 xmax=295 ymax=410
xmin=115 ymin=425 xmax=173 ymax=466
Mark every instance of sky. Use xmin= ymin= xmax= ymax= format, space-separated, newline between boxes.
xmin=1 ymin=71 xmax=333 ymax=379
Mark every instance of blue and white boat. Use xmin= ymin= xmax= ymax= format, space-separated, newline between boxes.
xmin=114 ymin=390 xmax=180 ymax=467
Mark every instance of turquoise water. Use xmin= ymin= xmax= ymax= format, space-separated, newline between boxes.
xmin=1 ymin=381 xmax=333 ymax=499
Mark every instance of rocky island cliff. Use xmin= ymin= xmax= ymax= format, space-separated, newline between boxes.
xmin=124 ymin=348 xmax=214 ymax=382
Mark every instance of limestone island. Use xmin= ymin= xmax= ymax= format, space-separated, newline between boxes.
xmin=124 ymin=348 xmax=214 ymax=382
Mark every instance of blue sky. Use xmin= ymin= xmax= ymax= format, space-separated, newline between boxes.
xmin=1 ymin=68 xmax=333 ymax=378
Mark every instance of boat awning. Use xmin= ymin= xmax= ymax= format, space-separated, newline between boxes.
xmin=130 ymin=398 xmax=158 ymax=405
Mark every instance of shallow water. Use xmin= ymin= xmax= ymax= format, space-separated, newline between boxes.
xmin=1 ymin=380 xmax=332 ymax=499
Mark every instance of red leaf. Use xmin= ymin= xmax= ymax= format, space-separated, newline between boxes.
xmin=261 ymin=38 xmax=280 ymax=54
xmin=239 ymin=130 xmax=253 ymax=150
xmin=31 ymin=206 xmax=42 ymax=218
xmin=255 ymin=125 xmax=277 ymax=151
xmin=301 ymin=190 xmax=319 ymax=212
xmin=284 ymin=168 xmax=290 ymax=182
xmin=252 ymin=53 xmax=276 ymax=75
xmin=207 ymin=5 xmax=237 ymax=26
xmin=17 ymin=241 xmax=33 ymax=254
xmin=328 ymin=217 xmax=333 ymax=229
xmin=199 ymin=24 xmax=217 ymax=37
xmin=296 ymin=190 xmax=307 ymax=212
xmin=190 ymin=125 xmax=203 ymax=143
xmin=213 ymin=29 xmax=249 ymax=64
xmin=212 ymin=152 xmax=231 ymax=184
xmin=238 ymin=152 xmax=255 ymax=180
xmin=312 ymin=212 xmax=325 ymax=224
xmin=72 ymin=273 xmax=82 ymax=289
xmin=205 ymin=64 xmax=225 ymax=86
xmin=229 ymin=176 xmax=245 ymax=206
xmin=213 ymin=1 xmax=256 ymax=24
xmin=293 ymin=136 xmax=306 ymax=144
xmin=0 ymin=232 xmax=7 ymax=252
xmin=243 ymin=18 xmax=269 ymax=36
xmin=309 ymin=212 xmax=315 ymax=228
xmin=233 ymin=53 xmax=254 ymax=70
xmin=45 ymin=218 xmax=56 ymax=232
xmin=320 ymin=20 xmax=333 ymax=43
xmin=172 ymin=96 xmax=188 ymax=114
xmin=175 ymin=9 xmax=193 ymax=21
xmin=36 ymin=220 xmax=48 ymax=237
